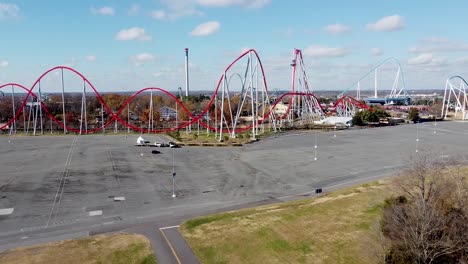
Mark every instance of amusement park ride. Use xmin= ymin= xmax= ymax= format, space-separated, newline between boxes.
xmin=441 ymin=76 xmax=468 ymax=120
xmin=0 ymin=47 xmax=462 ymax=139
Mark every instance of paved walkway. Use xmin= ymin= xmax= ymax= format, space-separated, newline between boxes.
xmin=125 ymin=223 xmax=199 ymax=264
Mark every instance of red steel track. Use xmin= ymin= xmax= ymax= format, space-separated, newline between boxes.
xmin=0 ymin=49 xmax=370 ymax=134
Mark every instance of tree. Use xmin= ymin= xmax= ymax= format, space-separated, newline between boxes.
xmin=362 ymin=110 xmax=379 ymax=123
xmin=373 ymin=108 xmax=390 ymax=119
xmin=353 ymin=109 xmax=377 ymax=125
xmin=408 ymin=107 xmax=420 ymax=122
xmin=65 ymin=112 xmax=78 ymax=124
xmin=352 ymin=111 xmax=364 ymax=126
xmin=102 ymin=93 xmax=124 ymax=112
xmin=0 ymin=98 xmax=13 ymax=121
xmin=140 ymin=108 xmax=161 ymax=125
xmin=383 ymin=151 xmax=468 ymax=263
xmin=430 ymin=103 xmax=443 ymax=119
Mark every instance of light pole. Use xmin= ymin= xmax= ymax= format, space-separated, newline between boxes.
xmin=172 ymin=147 xmax=176 ymax=198
xmin=314 ymin=130 xmax=318 ymax=161
xmin=416 ymin=121 xmax=420 ymax=153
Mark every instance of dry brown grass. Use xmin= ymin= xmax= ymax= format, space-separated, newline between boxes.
xmin=0 ymin=233 xmax=156 ymax=264
xmin=181 ymin=181 xmax=391 ymax=264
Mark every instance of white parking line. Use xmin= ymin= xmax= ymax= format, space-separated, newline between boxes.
xmin=88 ymin=210 xmax=103 ymax=216
xmin=0 ymin=208 xmax=14 ymax=216
xmin=159 ymin=225 xmax=180 ymax=230
xmin=113 ymin=197 xmax=126 ymax=201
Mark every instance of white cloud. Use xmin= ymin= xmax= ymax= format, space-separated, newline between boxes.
xmin=151 ymin=9 xmax=167 ymax=20
xmin=115 ymin=27 xmax=152 ymax=41
xmin=0 ymin=2 xmax=20 ymax=19
xmin=85 ymin=55 xmax=96 ymax=62
xmin=410 ymin=38 xmax=468 ymax=53
xmin=197 ymin=0 xmax=271 ymax=9
xmin=408 ymin=53 xmax=433 ymax=65
xmin=303 ymin=45 xmax=350 ymax=57
xmin=128 ymin=4 xmax=140 ymax=16
xmin=151 ymin=0 xmax=269 ymax=21
xmin=323 ymin=23 xmax=349 ymax=35
xmin=130 ymin=53 xmax=156 ymax=65
xmin=90 ymin=6 xmax=115 ymax=16
xmin=153 ymin=72 xmax=163 ymax=78
xmin=0 ymin=60 xmax=8 ymax=67
xmin=454 ymin=57 xmax=468 ymax=65
xmin=366 ymin=15 xmax=404 ymax=32
xmin=371 ymin=48 xmax=383 ymax=56
xmin=151 ymin=0 xmax=202 ymax=21
xmin=190 ymin=21 xmax=221 ymax=36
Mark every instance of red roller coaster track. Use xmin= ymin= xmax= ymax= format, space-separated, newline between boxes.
xmin=0 ymin=49 xmax=370 ymax=134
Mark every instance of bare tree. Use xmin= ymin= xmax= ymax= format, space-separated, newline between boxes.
xmin=371 ymin=219 xmax=389 ymax=264
xmin=383 ymin=151 xmax=468 ymax=264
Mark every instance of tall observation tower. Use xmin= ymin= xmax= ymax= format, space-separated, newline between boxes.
xmin=185 ymin=48 xmax=189 ymax=97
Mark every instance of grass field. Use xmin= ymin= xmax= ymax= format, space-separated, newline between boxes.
xmin=181 ymin=181 xmax=391 ymax=264
xmin=168 ymin=130 xmax=263 ymax=145
xmin=0 ymin=233 xmax=157 ymax=264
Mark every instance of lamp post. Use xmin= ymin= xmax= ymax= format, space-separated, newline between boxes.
xmin=172 ymin=147 xmax=176 ymax=198
xmin=314 ymin=130 xmax=318 ymax=161
xmin=416 ymin=121 xmax=420 ymax=153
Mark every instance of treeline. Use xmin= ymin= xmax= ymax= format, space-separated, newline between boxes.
xmin=381 ymin=153 xmax=467 ymax=263
xmin=352 ymin=107 xmax=390 ymax=126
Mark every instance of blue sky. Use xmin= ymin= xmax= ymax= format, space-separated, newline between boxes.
xmin=1 ymin=0 xmax=468 ymax=93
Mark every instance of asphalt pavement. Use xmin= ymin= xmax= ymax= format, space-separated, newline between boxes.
xmin=0 ymin=121 xmax=467 ymax=262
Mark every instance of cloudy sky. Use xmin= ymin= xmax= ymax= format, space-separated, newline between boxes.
xmin=1 ymin=0 xmax=468 ymax=92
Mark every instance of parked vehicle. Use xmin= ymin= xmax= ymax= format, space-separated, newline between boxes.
xmin=136 ymin=136 xmax=150 ymax=146
xmin=154 ymin=142 xmax=169 ymax=147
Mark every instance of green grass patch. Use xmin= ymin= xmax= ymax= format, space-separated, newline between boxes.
xmin=0 ymin=233 xmax=157 ymax=264
xmin=185 ymin=214 xmax=232 ymax=230
xmin=167 ymin=130 xmax=271 ymax=146
xmin=181 ymin=180 xmax=391 ymax=264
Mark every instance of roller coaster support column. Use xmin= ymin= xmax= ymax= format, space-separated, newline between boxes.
xmin=255 ymin=57 xmax=259 ymax=136
xmin=22 ymin=95 xmax=26 ymax=133
xmin=101 ymin=102 xmax=105 ymax=134
xmin=84 ymin=82 xmax=88 ymax=133
xmin=127 ymin=104 xmax=130 ymax=135
xmin=80 ymin=80 xmax=84 ymax=135
xmin=61 ymin=69 xmax=67 ymax=134
xmin=219 ymin=73 xmax=225 ymax=142
xmin=250 ymin=52 xmax=256 ymax=140
xmin=10 ymin=84 xmax=16 ymax=134
xmin=38 ymin=80 xmax=44 ymax=134
xmin=148 ymin=89 xmax=154 ymax=134
xmin=33 ymin=84 xmax=40 ymax=136
xmin=214 ymin=93 xmax=217 ymax=140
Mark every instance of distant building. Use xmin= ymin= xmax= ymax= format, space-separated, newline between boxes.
xmin=363 ymin=97 xmax=411 ymax=105
xmin=273 ymin=102 xmax=289 ymax=116
xmin=159 ymin=106 xmax=177 ymax=120
xmin=315 ymin=116 xmax=353 ymax=127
